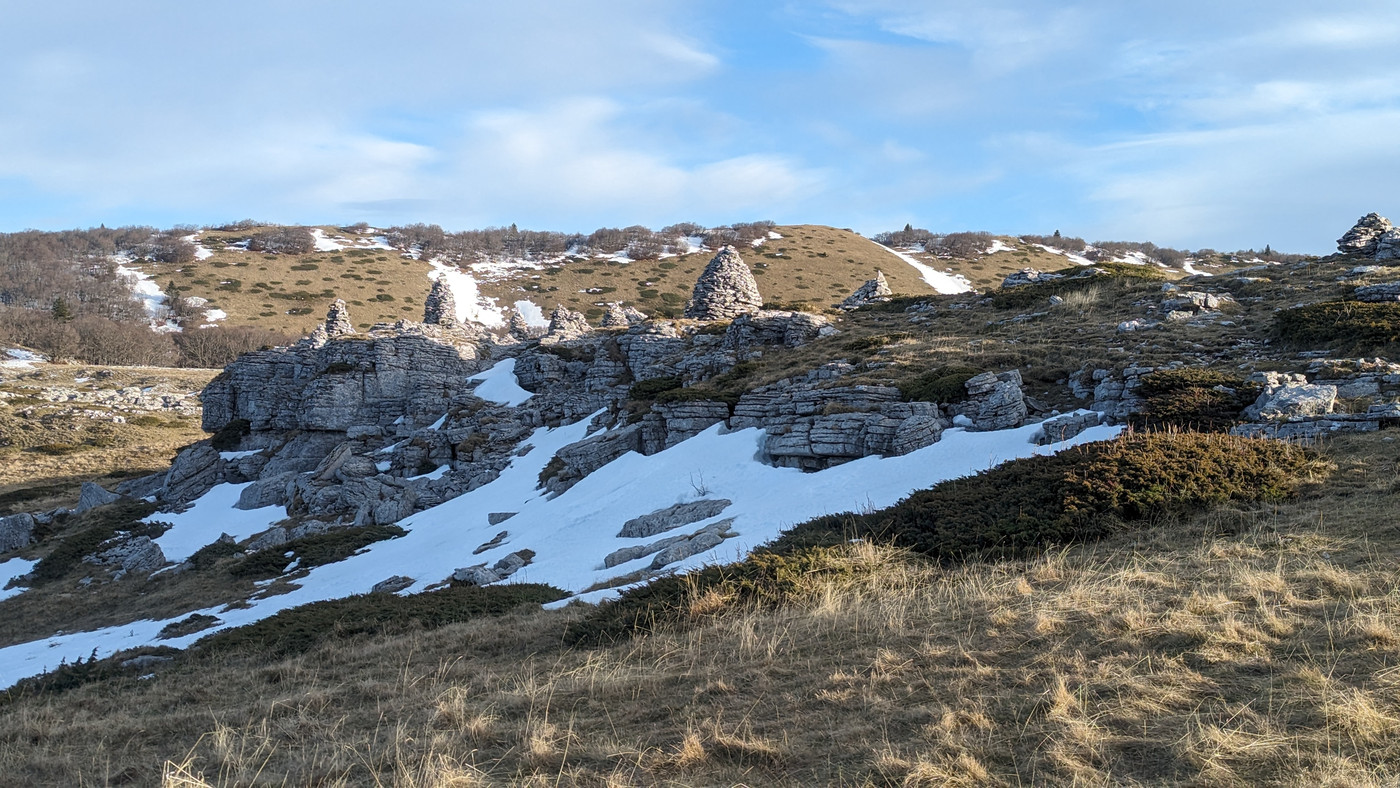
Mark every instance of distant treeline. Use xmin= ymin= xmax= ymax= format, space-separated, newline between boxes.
xmin=876 ymin=225 xmax=1312 ymax=266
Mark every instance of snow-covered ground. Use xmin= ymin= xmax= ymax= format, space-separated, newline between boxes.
xmin=2 ymin=348 xmax=46 ymax=370
xmin=310 ymin=228 xmax=346 ymax=252
xmin=469 ymin=358 xmax=533 ymax=406
xmin=986 ymin=239 xmax=1015 ymax=254
xmin=513 ymin=300 xmax=548 ymax=328
xmin=0 ymin=400 xmax=1118 ymax=688
xmin=181 ymin=233 xmax=214 ymax=261
xmin=115 ymin=263 xmax=182 ymax=333
xmin=878 ymin=245 xmax=974 ymax=294
xmin=1182 ymin=261 xmax=1213 ymax=276
xmin=0 ymin=558 xmax=36 ymax=602
xmin=427 ymin=258 xmax=507 ymax=328
xmin=1030 ymin=244 xmax=1097 ymax=267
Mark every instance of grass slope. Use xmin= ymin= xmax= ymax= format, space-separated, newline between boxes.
xmin=2 ymin=432 xmax=1396 ymax=786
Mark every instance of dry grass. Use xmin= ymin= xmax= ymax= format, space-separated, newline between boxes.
xmin=3 ymin=432 xmax=1399 ymax=785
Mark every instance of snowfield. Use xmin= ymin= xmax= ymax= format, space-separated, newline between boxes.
xmin=878 ymin=245 xmax=974 ymax=294
xmin=0 ymin=405 xmax=1118 ymax=688
xmin=427 ymin=258 xmax=507 ymax=328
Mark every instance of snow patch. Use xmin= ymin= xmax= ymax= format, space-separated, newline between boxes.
xmin=2 ymin=348 xmax=46 ymax=369
xmin=0 ymin=558 xmax=36 ymax=602
xmin=427 ymin=258 xmax=506 ymax=328
xmin=513 ymin=300 xmax=548 ymax=328
xmin=986 ymin=239 xmax=1015 ymax=255
xmin=310 ymin=228 xmax=347 ymax=252
xmin=182 ymin=234 xmax=213 ymax=261
xmin=877 ymin=246 xmax=974 ymax=295
xmin=0 ymin=414 xmax=1119 ymax=687
xmin=116 ymin=263 xmax=182 ymax=332
xmin=469 ymin=358 xmax=534 ymax=406
xmin=148 ymin=483 xmax=287 ymax=564
xmin=1031 ymin=244 xmax=1096 ymax=267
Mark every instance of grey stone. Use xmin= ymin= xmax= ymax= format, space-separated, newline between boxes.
xmin=451 ymin=565 xmax=502 ymax=585
xmin=86 ymin=535 xmax=165 ymax=575
xmin=1338 ymin=213 xmax=1394 ymax=256
xmin=619 ymin=498 xmax=732 ymax=538
xmin=962 ymin=370 xmax=1027 ymax=431
xmin=542 ymin=424 xmax=642 ymax=495
xmin=491 ymin=550 xmax=532 ymax=577
xmin=115 ymin=472 xmax=167 ymax=500
xmin=1354 ymin=282 xmax=1400 ymax=302
xmin=542 ymin=305 xmax=591 ymax=343
xmin=162 ymin=443 xmax=225 ymax=505
xmin=487 ymin=512 xmax=517 ymax=525
xmin=1033 ymin=412 xmax=1102 ymax=445
xmin=372 ymin=575 xmax=415 ymax=593
xmin=423 ymin=277 xmax=457 ymax=325
xmin=685 ymin=246 xmax=762 ymax=320
xmin=724 ymin=310 xmax=835 ymax=354
xmin=0 ymin=513 xmax=36 ymax=552
xmin=601 ymin=302 xmax=648 ymax=327
xmin=1247 ymin=383 xmax=1337 ymax=420
xmin=121 ymin=654 xmax=174 ymax=670
xmin=839 ymin=271 xmax=893 ymax=310
xmin=324 ymin=299 xmax=355 ymax=337
xmin=235 ymin=472 xmax=296 ymax=510
xmin=1002 ymin=268 xmax=1064 ymax=288
xmin=1377 ymin=229 xmax=1400 ymax=261
xmin=245 ymin=527 xmax=289 ymax=553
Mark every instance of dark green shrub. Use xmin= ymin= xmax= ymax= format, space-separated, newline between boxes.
xmin=896 ymin=366 xmax=980 ymax=403
xmin=571 ymin=432 xmax=1320 ymax=645
xmin=195 ymin=583 xmax=565 ymax=658
xmin=209 ymin=418 xmax=251 ymax=451
xmin=30 ymin=501 xmax=162 ymax=584
xmin=629 ymin=376 xmax=683 ymax=400
xmin=321 ymin=362 xmax=357 ymax=374
xmin=127 ymin=415 xmax=165 ymax=428
xmin=844 ymin=332 xmax=911 ymax=352
xmin=158 ymin=613 xmax=220 ymax=639
xmin=28 ymin=443 xmax=85 ymax=456
xmin=1275 ymin=301 xmax=1400 ymax=351
xmin=0 ymin=646 xmax=181 ymax=705
xmin=188 ymin=538 xmax=239 ymax=570
xmin=1130 ymin=368 xmax=1261 ymax=432
xmin=991 ymin=263 xmax=1166 ymax=310
xmin=229 ymin=524 xmax=406 ymax=579
xmin=537 ymin=456 xmax=566 ymax=488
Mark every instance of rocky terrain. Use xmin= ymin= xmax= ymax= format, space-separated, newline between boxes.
xmin=3 ymin=214 xmax=1400 ymax=785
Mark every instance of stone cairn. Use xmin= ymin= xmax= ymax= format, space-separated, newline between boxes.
xmin=684 ymin=246 xmax=762 ymax=320
xmin=1339 ymin=213 xmax=1393 ymax=256
xmin=324 ymin=299 xmax=355 ymax=336
xmin=600 ymin=302 xmax=648 ymax=328
xmin=423 ymin=278 xmax=457 ymax=325
xmin=839 ymin=270 xmax=893 ymax=310
xmin=544 ymin=305 xmax=592 ymax=342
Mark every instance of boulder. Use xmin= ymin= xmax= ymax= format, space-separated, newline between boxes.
xmin=724 ymin=310 xmax=835 ymax=353
xmin=0 ymin=513 xmax=36 ymax=552
xmin=962 ymin=370 xmax=1027 ymax=431
xmin=235 ymin=472 xmax=296 ymax=510
xmin=542 ymin=305 xmax=591 ymax=342
xmin=1246 ymin=383 xmax=1337 ymax=421
xmin=86 ymin=535 xmax=165 ymax=575
xmin=1338 ymin=213 xmax=1394 ymax=256
xmin=162 ymin=443 xmax=225 ymax=505
xmin=372 ymin=575 xmax=415 ymax=593
xmin=452 ymin=565 xmax=502 ymax=586
xmin=1376 ymin=229 xmax=1400 ymax=262
xmin=685 ymin=246 xmax=762 ymax=320
xmin=1354 ymin=282 xmax=1400 ymax=302
xmin=601 ymin=302 xmax=648 ymax=328
xmin=1002 ymin=268 xmax=1064 ymax=288
xmin=619 ymin=498 xmax=732 ymax=538
xmin=839 ymin=271 xmax=893 ymax=310
xmin=75 ymin=482 xmax=122 ymax=513
xmin=423 ymin=277 xmax=457 ymax=325
xmin=1033 ymin=411 xmax=1102 ymax=445
xmin=487 ymin=512 xmax=517 ymax=525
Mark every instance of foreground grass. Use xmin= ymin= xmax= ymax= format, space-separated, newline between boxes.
xmin=0 ymin=433 xmax=1396 ymax=786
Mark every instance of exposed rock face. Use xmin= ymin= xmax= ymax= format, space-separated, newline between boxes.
xmin=685 ymin=246 xmax=762 ymax=320
xmin=163 ymin=443 xmax=226 ymax=505
xmin=962 ymin=371 xmax=1027 ymax=431
xmin=85 ymin=535 xmax=165 ymax=576
xmin=1163 ymin=291 xmax=1232 ymax=313
xmin=1246 ymin=382 xmax=1337 ymax=421
xmin=541 ymin=425 xmax=643 ymax=495
xmin=724 ymin=311 xmax=836 ymax=356
xmin=1377 ymin=229 xmax=1400 ymax=261
xmin=1034 ymin=412 xmax=1102 ymax=445
xmin=1002 ymin=268 xmax=1064 ymax=288
xmin=0 ymin=513 xmax=36 ymax=552
xmin=423 ymin=278 xmax=457 ymax=325
xmin=1338 ymin=213 xmax=1394 ymax=256
xmin=507 ymin=311 xmax=542 ymax=341
xmin=371 ymin=575 xmax=415 ymax=593
xmin=452 ymin=549 xmax=533 ymax=586
xmin=1354 ymin=282 xmax=1400 ymax=302
xmin=601 ymin=303 xmax=648 ymax=328
xmin=76 ymin=482 xmax=122 ymax=513
xmin=840 ymin=271 xmax=893 ymax=310
xmin=604 ymin=518 xmax=736 ymax=569
xmin=619 ymin=499 xmax=732 ymax=538
xmin=542 ymin=305 xmax=591 ymax=343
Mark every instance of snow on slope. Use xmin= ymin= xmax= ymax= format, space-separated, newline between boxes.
xmin=115 ymin=262 xmax=182 ymax=333
xmin=0 ymin=558 xmax=36 ymax=601
xmin=0 ymin=414 xmax=1118 ymax=688
xmin=182 ymin=233 xmax=214 ymax=260
xmin=469 ymin=358 xmax=533 ymax=406
xmin=2 ymin=348 xmax=46 ymax=369
xmin=310 ymin=228 xmax=346 ymax=252
xmin=150 ymin=483 xmax=287 ymax=564
xmin=427 ymin=258 xmax=507 ymax=328
xmin=877 ymin=245 xmax=974 ymax=294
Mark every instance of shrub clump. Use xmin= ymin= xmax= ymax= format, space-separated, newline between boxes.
xmin=896 ymin=366 xmax=981 ymax=404
xmin=570 ymin=432 xmax=1321 ymax=644
xmin=1130 ymin=368 xmax=1261 ymax=432
xmin=229 ymin=524 xmax=406 ymax=579
xmin=991 ymin=263 xmax=1167 ymax=310
xmin=1275 ymin=301 xmax=1400 ymax=352
xmin=30 ymin=501 xmax=162 ymax=584
xmin=209 ymin=418 xmax=251 ymax=451
xmin=195 ymin=583 xmax=565 ymax=658
xmin=629 ymin=376 xmax=683 ymax=400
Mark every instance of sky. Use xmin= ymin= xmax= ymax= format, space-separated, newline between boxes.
xmin=1 ymin=1 xmax=1397 ymax=253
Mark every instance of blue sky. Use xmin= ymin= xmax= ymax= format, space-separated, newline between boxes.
xmin=2 ymin=1 xmax=1397 ymax=253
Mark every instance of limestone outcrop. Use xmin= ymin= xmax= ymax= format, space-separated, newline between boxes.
xmin=1338 ymin=213 xmax=1394 ymax=257
xmin=685 ymin=246 xmax=762 ymax=320
xmin=839 ymin=271 xmax=893 ymax=310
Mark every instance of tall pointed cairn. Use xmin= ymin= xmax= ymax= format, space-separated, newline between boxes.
xmin=840 ymin=270 xmax=893 ymax=310
xmin=423 ymin=277 xmax=457 ymax=325
xmin=685 ymin=245 xmax=763 ymax=320
xmin=324 ymin=299 xmax=355 ymax=336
